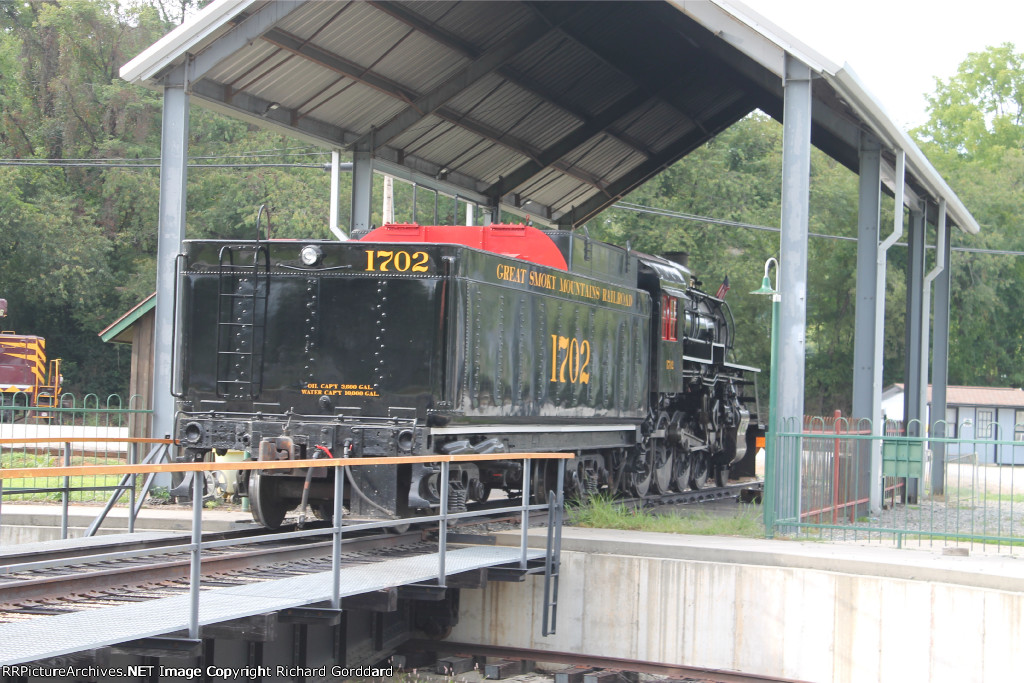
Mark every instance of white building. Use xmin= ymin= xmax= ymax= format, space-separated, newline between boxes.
xmin=881 ymin=384 xmax=1024 ymax=464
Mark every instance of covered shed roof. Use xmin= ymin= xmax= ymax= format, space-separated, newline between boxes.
xmin=99 ymin=293 xmax=155 ymax=344
xmin=121 ymin=0 xmax=978 ymax=233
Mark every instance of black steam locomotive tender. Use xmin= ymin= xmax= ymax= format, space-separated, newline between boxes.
xmin=174 ymin=223 xmax=760 ymax=528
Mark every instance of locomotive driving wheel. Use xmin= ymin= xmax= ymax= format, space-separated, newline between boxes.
xmin=627 ymin=443 xmax=653 ymax=498
xmin=714 ymin=462 xmax=731 ymax=487
xmin=249 ymin=468 xmax=290 ymax=530
xmin=672 ymin=448 xmax=692 ymax=492
xmin=669 ymin=412 xmax=691 ymax=492
xmin=689 ymin=450 xmax=710 ymax=490
xmin=651 ymin=412 xmax=674 ymax=495
xmin=530 ymin=458 xmax=554 ymax=504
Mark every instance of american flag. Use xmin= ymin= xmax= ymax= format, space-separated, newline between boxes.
xmin=715 ymin=275 xmax=730 ymax=299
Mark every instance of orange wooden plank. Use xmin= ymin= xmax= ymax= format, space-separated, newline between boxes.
xmin=0 ymin=437 xmax=176 ymax=445
xmin=0 ymin=451 xmax=574 ymax=479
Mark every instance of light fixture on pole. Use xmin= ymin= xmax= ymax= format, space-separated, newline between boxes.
xmin=751 ymin=257 xmax=780 ymax=535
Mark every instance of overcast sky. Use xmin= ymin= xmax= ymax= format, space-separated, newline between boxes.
xmin=740 ymin=0 xmax=1024 ymax=130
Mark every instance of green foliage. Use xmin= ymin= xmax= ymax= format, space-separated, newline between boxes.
xmin=593 ymin=114 xmax=885 ymax=412
xmin=0 ymin=451 xmax=129 ymax=502
xmin=916 ymin=43 xmax=1024 ymax=161
xmin=0 ymin=1 xmax=336 ymax=396
xmin=913 ymin=43 xmax=1024 ymax=389
xmin=567 ymin=494 xmax=763 ymax=537
xmin=0 ymin=1 xmax=1021 ymax=413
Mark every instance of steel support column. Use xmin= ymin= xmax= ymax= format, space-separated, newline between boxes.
xmin=482 ymin=205 xmax=500 ymax=226
xmin=852 ymin=136 xmax=882 ymax=420
xmin=778 ymin=55 xmax=812 ymax=429
xmin=152 ymin=81 xmax=189 ymax=441
xmin=329 ymin=150 xmax=348 ymax=241
xmin=774 ymin=54 xmax=812 ymax=529
xmin=903 ymin=207 xmax=926 ymax=503
xmin=852 ymin=134 xmax=882 ymax=515
xmin=931 ymin=215 xmax=952 ymax=495
xmin=351 ymin=147 xmax=372 ymax=237
xmin=870 ymin=150 xmax=906 ymax=512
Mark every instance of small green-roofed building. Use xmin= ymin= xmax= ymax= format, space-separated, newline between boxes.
xmin=99 ymin=293 xmax=155 ymax=438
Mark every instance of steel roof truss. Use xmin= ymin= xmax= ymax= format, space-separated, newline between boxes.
xmin=367 ymin=0 xmax=480 ymax=59
xmin=260 ymin=27 xmax=417 ymax=104
xmin=192 ymin=79 xmax=359 ymax=148
xmin=485 ymin=86 xmax=650 ymax=199
xmin=366 ymin=0 xmax=655 ymax=162
xmin=527 ymin=1 xmax=704 ymax=133
xmin=247 ymin=20 xmax=606 ymax=196
xmin=559 ymin=94 xmax=756 ymax=227
xmin=359 ymin=17 xmax=555 ymax=151
xmin=188 ymin=1 xmax=305 ymax=83
xmin=430 ymin=109 xmax=608 ymax=193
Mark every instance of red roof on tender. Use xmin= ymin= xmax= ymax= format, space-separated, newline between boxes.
xmin=360 ymin=223 xmax=569 ymax=271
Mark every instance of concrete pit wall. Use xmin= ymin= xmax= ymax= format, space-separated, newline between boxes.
xmin=451 ymin=529 xmax=1024 ymax=683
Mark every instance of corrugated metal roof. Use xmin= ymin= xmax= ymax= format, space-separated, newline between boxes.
xmin=120 ymin=0 xmax=979 ymax=233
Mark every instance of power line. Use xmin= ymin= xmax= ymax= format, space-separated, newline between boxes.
xmin=0 ymin=161 xmax=327 ymax=169
xmin=611 ymin=201 xmax=1024 ymax=257
xmin=614 ymin=201 xmax=857 ymax=243
xmin=3 ymin=157 xmax=1021 ymax=257
xmin=0 ymin=147 xmax=330 ymax=163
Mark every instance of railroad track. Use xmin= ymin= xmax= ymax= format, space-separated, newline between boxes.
xmin=0 ymin=479 xmax=759 ymax=624
xmin=0 ymin=513 xmax=517 ymax=616
xmin=601 ymin=480 xmax=762 ymax=512
xmin=402 ymin=640 xmax=807 ymax=683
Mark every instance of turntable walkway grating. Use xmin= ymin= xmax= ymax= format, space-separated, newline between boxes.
xmin=0 ymin=545 xmax=541 ymax=665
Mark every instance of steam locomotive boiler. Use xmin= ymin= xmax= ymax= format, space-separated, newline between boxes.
xmin=173 ymin=223 xmax=758 ymax=528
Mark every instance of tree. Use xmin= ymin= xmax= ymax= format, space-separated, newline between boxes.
xmin=914 ymin=44 xmax=1024 ymax=389
xmin=592 ymin=114 xmax=877 ymax=413
xmin=916 ymin=43 xmax=1024 ymax=162
xmin=0 ymin=1 xmax=338 ymax=396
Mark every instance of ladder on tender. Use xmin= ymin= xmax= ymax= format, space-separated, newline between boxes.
xmin=215 ymin=245 xmax=269 ymax=400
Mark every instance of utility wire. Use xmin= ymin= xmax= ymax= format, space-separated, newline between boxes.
xmin=0 ymin=161 xmax=327 ymax=169
xmin=612 ymin=201 xmax=1024 ymax=257
xmin=0 ymin=147 xmax=329 ymax=163
xmin=2 ymin=157 xmax=1022 ymax=257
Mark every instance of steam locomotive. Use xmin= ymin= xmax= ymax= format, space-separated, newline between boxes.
xmin=173 ymin=223 xmax=759 ymax=528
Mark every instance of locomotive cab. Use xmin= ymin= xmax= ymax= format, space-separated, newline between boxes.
xmin=633 ymin=254 xmax=755 ymax=492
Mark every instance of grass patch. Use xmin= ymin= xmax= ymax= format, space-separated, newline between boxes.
xmin=566 ymin=495 xmax=763 ymax=537
xmin=1 ymin=450 xmax=132 ymax=502
xmin=944 ymin=487 xmax=1024 ymax=505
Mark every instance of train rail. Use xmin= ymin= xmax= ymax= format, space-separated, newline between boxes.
xmin=631 ymin=480 xmax=763 ymax=508
xmin=0 ymin=478 xmax=759 ymax=609
xmin=0 ymin=528 xmax=428 ymax=614
xmin=0 ymin=507 xmax=528 ymax=614
xmin=403 ymin=640 xmax=806 ymax=683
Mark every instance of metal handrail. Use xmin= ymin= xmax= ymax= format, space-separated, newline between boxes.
xmin=0 ymin=447 xmax=571 ymax=640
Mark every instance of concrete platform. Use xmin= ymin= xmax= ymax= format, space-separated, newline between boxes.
xmin=450 ymin=527 xmax=1024 ymax=683
xmin=0 ymin=503 xmax=254 ymax=545
xmin=506 ymin=526 xmax=1024 ymax=592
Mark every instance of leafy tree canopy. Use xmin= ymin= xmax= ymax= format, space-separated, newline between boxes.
xmin=1 ymin=2 xmax=1021 ymax=418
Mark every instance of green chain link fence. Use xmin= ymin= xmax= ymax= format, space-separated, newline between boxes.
xmin=0 ymin=393 xmax=149 ymax=502
xmin=765 ymin=413 xmax=1024 ymax=552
